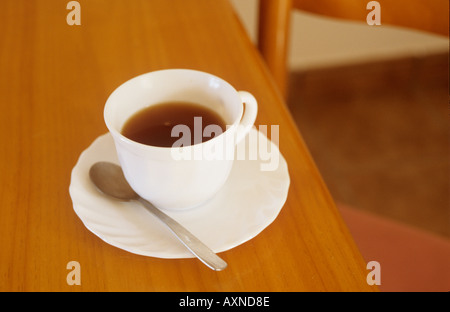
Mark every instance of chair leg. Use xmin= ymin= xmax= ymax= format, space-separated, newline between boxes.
xmin=258 ymin=0 xmax=292 ymax=98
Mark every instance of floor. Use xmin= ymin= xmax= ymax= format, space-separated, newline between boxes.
xmin=287 ymin=52 xmax=449 ymax=239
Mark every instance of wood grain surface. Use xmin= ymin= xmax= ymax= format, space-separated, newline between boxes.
xmin=0 ymin=0 xmax=376 ymax=291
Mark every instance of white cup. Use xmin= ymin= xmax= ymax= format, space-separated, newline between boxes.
xmin=104 ymin=69 xmax=257 ymax=211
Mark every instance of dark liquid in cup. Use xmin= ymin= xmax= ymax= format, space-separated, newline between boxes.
xmin=121 ymin=101 xmax=226 ymax=147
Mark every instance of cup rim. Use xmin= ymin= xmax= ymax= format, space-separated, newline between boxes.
xmin=104 ymin=69 xmax=242 ymax=151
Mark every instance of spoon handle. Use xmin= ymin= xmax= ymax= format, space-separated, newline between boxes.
xmin=137 ymin=197 xmax=228 ymax=271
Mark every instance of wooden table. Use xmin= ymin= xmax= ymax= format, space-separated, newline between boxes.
xmin=0 ymin=0 xmax=376 ymax=291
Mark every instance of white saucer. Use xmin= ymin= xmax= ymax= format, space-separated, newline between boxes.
xmin=69 ymin=128 xmax=290 ymax=258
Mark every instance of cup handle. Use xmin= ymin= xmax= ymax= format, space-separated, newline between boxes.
xmin=236 ymin=91 xmax=258 ymax=143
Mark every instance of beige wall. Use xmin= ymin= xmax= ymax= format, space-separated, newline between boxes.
xmin=231 ymin=0 xmax=449 ymax=70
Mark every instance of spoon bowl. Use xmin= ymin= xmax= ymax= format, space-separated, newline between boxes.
xmin=90 ymin=162 xmax=139 ymax=201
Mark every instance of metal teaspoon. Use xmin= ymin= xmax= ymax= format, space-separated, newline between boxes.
xmin=89 ymin=161 xmax=227 ymax=271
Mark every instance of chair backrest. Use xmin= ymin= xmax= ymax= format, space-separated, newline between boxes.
xmin=258 ymin=0 xmax=449 ymax=97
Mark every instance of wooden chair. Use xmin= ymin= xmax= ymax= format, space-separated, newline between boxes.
xmin=258 ymin=0 xmax=449 ymax=97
